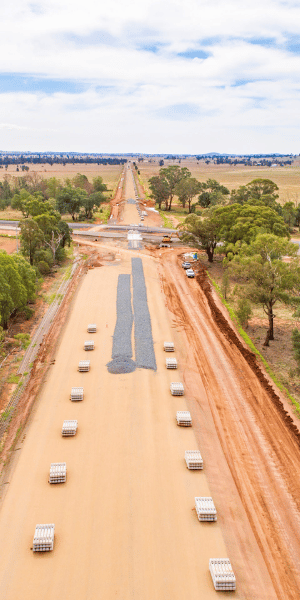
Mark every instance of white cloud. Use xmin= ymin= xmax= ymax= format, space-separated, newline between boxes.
xmin=0 ymin=0 xmax=300 ymax=151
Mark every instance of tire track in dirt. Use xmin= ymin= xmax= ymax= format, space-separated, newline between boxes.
xmin=160 ymin=251 xmax=300 ymax=600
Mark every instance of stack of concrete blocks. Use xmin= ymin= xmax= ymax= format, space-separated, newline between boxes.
xmin=176 ymin=411 xmax=192 ymax=426
xmin=49 ymin=463 xmax=67 ymax=484
xmin=185 ymin=450 xmax=203 ymax=469
xmin=84 ymin=340 xmax=94 ymax=351
xmin=78 ymin=360 xmax=90 ymax=372
xmin=166 ymin=357 xmax=177 ymax=369
xmin=195 ymin=497 xmax=217 ymax=521
xmin=70 ymin=387 xmax=84 ymax=401
xmin=32 ymin=524 xmax=55 ymax=552
xmin=209 ymin=558 xmax=236 ymax=591
xmin=164 ymin=341 xmax=174 ymax=352
xmin=62 ymin=420 xmax=78 ymax=436
xmin=170 ymin=382 xmax=184 ymax=396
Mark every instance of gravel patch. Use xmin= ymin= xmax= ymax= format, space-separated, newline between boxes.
xmin=107 ymin=274 xmax=136 ymax=374
xmin=132 ymin=257 xmax=157 ymax=370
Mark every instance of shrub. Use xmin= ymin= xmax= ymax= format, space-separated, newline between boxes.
xmin=221 ymin=270 xmax=230 ymax=299
xmin=55 ymin=247 xmax=66 ymax=262
xmin=23 ymin=306 xmax=34 ymax=320
xmin=236 ymin=298 xmax=252 ymax=328
xmin=37 ymin=260 xmax=51 ymax=275
xmin=34 ymin=248 xmax=53 ymax=268
xmin=292 ymin=329 xmax=300 ymax=366
xmin=14 ymin=333 xmax=30 ymax=349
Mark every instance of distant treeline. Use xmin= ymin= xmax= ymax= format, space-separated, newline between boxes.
xmin=0 ymin=155 xmax=127 ymax=167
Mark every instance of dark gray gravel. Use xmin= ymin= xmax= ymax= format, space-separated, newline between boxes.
xmin=132 ymin=257 xmax=157 ymax=370
xmin=107 ymin=274 xmax=136 ymax=374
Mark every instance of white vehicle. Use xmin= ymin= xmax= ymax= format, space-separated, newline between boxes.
xmin=186 ymin=269 xmax=195 ymax=278
xmin=182 ymin=261 xmax=191 ymax=269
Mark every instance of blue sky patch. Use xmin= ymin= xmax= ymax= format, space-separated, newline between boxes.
xmin=178 ymin=50 xmax=209 ymax=59
xmin=0 ymin=74 xmax=86 ymax=94
xmin=248 ymin=37 xmax=277 ymax=48
xmin=284 ymin=34 xmax=300 ymax=53
xmin=232 ymin=79 xmax=256 ymax=87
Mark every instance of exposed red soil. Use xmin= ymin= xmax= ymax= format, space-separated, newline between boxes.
xmin=0 ymin=261 xmax=84 ymax=467
xmin=160 ymin=248 xmax=300 ymax=600
xmin=0 ymin=235 xmax=17 ymax=253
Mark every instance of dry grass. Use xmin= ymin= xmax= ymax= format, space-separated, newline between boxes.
xmin=0 ymin=163 xmax=124 ymax=197
xmin=137 ymin=159 xmax=300 ymax=205
xmin=0 ymin=208 xmax=23 ymax=220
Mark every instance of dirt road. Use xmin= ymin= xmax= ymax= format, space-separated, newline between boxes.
xmin=159 ymin=249 xmax=300 ymax=600
xmin=0 ymin=248 xmax=237 ymax=600
xmin=0 ymin=215 xmax=299 ymax=597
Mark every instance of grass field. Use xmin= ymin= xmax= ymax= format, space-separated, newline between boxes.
xmin=137 ymin=159 xmax=300 ymax=205
xmin=0 ymin=163 xmax=124 ymax=197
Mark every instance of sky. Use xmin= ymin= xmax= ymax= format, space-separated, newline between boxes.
xmin=0 ymin=0 xmax=300 ymax=154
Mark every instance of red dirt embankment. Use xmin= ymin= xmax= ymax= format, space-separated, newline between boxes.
xmin=196 ymin=265 xmax=300 ymax=444
xmin=161 ymin=250 xmax=300 ymax=600
xmin=0 ymin=262 xmax=84 ymax=469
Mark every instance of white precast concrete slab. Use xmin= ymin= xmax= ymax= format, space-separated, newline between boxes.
xmin=176 ymin=411 xmax=192 ymax=426
xmin=78 ymin=360 xmax=90 ymax=372
xmin=49 ymin=463 xmax=67 ymax=484
xmin=166 ymin=357 xmax=177 ymax=369
xmin=185 ymin=450 xmax=203 ymax=469
xmin=84 ymin=340 xmax=94 ymax=351
xmin=62 ymin=420 xmax=78 ymax=436
xmin=195 ymin=497 xmax=217 ymax=522
xmin=209 ymin=558 xmax=236 ymax=591
xmin=70 ymin=387 xmax=84 ymax=401
xmin=32 ymin=524 xmax=55 ymax=552
xmin=164 ymin=341 xmax=174 ymax=351
xmin=170 ymin=382 xmax=184 ymax=395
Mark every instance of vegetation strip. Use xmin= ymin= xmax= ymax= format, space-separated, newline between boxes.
xmin=0 ymin=258 xmax=82 ymax=440
xmin=196 ymin=265 xmax=300 ymax=440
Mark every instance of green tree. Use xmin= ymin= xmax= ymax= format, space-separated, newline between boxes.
xmin=81 ymin=191 xmax=106 ymax=219
xmin=149 ymin=175 xmax=170 ymax=210
xmin=231 ymin=178 xmax=279 ymax=203
xmin=56 ymin=186 xmax=84 ymax=220
xmin=198 ymin=179 xmax=230 ymax=208
xmin=159 ymin=165 xmax=191 ymax=210
xmin=236 ymin=298 xmax=252 ymax=328
xmin=282 ymin=201 xmax=296 ymax=229
xmin=12 ymin=254 xmax=36 ymax=302
xmin=92 ymin=176 xmax=108 ymax=193
xmin=11 ymin=189 xmax=32 ymax=217
xmin=45 ymin=177 xmax=61 ymax=199
xmin=57 ymin=220 xmax=71 ymax=248
xmin=292 ymin=329 xmax=300 ymax=367
xmin=228 ymin=234 xmax=300 ymax=346
xmin=19 ymin=219 xmax=44 ymax=265
xmin=213 ymin=203 xmax=288 ymax=255
xmin=0 ymin=251 xmax=36 ymax=329
xmin=175 ymin=177 xmax=200 ymax=213
xmin=179 ymin=213 xmax=222 ymax=262
xmin=72 ymin=173 xmax=91 ymax=192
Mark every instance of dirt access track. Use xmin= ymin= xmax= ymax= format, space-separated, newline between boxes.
xmin=160 ymin=248 xmax=300 ymax=600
